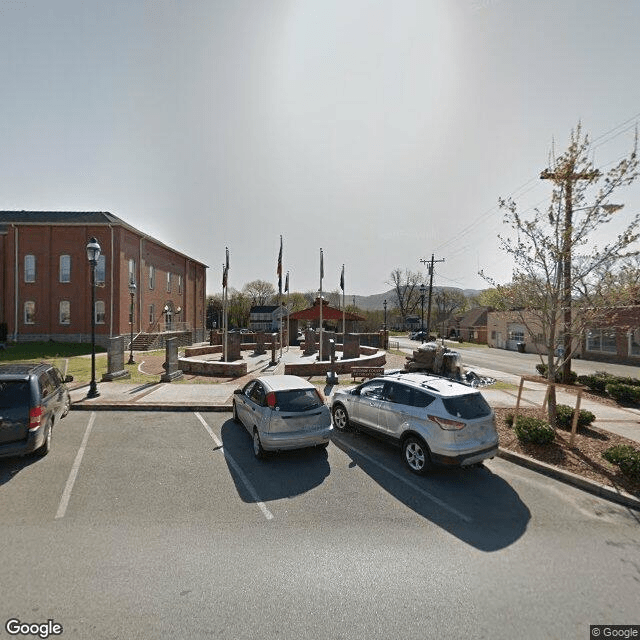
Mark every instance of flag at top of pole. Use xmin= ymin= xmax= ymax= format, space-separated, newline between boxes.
xmin=277 ymin=235 xmax=283 ymax=295
xmin=320 ymin=248 xmax=324 ymax=288
xmin=340 ymin=264 xmax=344 ymax=291
xmin=285 ymin=271 xmax=289 ymax=293
xmin=222 ymin=247 xmax=229 ymax=288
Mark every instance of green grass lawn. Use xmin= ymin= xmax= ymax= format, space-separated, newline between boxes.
xmin=0 ymin=341 xmax=161 ymax=386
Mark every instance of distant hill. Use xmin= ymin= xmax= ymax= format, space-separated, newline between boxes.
xmin=353 ymin=287 xmax=484 ymax=311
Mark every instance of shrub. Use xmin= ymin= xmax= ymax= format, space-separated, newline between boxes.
xmin=605 ymin=383 xmax=640 ymax=406
xmin=513 ymin=416 xmax=555 ymax=445
xmin=577 ymin=373 xmax=615 ymax=394
xmin=554 ymin=404 xmax=596 ymax=430
xmin=603 ymin=445 xmax=640 ymax=481
xmin=536 ymin=363 xmax=577 ymax=384
xmin=505 ymin=413 xmax=514 ymax=427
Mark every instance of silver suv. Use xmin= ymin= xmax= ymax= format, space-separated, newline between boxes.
xmin=331 ymin=372 xmax=498 ymax=475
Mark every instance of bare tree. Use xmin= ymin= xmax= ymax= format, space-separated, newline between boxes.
xmin=433 ymin=288 xmax=468 ymax=326
xmin=486 ymin=123 xmax=639 ymax=424
xmin=387 ymin=269 xmax=423 ymax=322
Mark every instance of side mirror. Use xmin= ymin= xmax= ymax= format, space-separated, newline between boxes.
xmin=65 ymin=375 xmax=74 ymax=383
xmin=233 ymin=389 xmax=242 ymax=395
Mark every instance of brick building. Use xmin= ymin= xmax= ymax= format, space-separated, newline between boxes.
xmin=0 ymin=211 xmax=207 ymax=347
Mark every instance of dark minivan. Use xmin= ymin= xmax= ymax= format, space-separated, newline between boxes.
xmin=0 ymin=363 xmax=72 ymax=459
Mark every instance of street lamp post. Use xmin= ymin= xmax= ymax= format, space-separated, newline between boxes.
xmin=86 ymin=237 xmax=101 ymax=398
xmin=128 ymin=280 xmax=136 ymax=365
xmin=420 ymin=284 xmax=426 ymax=343
xmin=383 ymin=299 xmax=387 ymax=330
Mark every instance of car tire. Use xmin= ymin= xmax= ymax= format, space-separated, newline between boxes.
xmin=332 ymin=404 xmax=350 ymax=431
xmin=253 ymin=428 xmax=266 ymax=460
xmin=61 ymin=394 xmax=71 ymax=418
xmin=402 ymin=436 xmax=431 ymax=475
xmin=35 ymin=422 xmax=53 ymax=457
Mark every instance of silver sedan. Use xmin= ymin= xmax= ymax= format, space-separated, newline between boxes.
xmin=232 ymin=375 xmax=332 ymax=459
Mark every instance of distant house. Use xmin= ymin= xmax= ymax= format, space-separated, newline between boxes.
xmin=249 ymin=305 xmax=288 ymax=332
xmin=288 ymin=297 xmax=365 ymax=334
xmin=446 ymin=307 xmax=490 ymax=343
xmin=0 ymin=211 xmax=207 ymax=346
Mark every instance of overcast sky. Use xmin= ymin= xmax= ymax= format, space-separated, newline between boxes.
xmin=1 ymin=0 xmax=639 ymax=296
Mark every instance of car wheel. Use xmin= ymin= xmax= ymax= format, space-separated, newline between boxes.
xmin=61 ymin=393 xmax=71 ymax=418
xmin=35 ymin=422 xmax=53 ymax=457
xmin=332 ymin=404 xmax=350 ymax=431
xmin=402 ymin=436 xmax=431 ymax=475
xmin=253 ymin=428 xmax=266 ymax=460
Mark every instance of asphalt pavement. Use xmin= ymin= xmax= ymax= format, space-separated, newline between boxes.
xmin=68 ymin=355 xmax=640 ymax=511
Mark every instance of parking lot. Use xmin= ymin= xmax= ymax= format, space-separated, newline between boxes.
xmin=1 ymin=410 xmax=639 ymax=640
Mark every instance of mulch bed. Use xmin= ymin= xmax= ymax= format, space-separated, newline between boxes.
xmin=494 ymin=407 xmax=640 ymax=498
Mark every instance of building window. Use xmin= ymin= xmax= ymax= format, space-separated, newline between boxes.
xmin=24 ymin=255 xmax=36 ymax=282
xmin=59 ymin=255 xmax=71 ymax=283
xmin=59 ymin=301 xmax=71 ymax=325
xmin=629 ymin=329 xmax=640 ymax=356
xmin=149 ymin=304 xmax=155 ymax=324
xmin=508 ymin=329 xmax=525 ymax=342
xmin=586 ymin=328 xmax=617 ymax=353
xmin=149 ymin=265 xmax=155 ymax=290
xmin=166 ymin=272 xmax=171 ymax=292
xmin=96 ymin=255 xmax=106 ymax=284
xmin=24 ymin=301 xmax=35 ymax=324
xmin=95 ymin=301 xmax=106 ymax=324
xmin=178 ymin=274 xmax=183 ymax=294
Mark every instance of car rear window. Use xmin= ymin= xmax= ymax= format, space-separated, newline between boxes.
xmin=0 ymin=381 xmax=30 ymax=409
xmin=442 ymin=393 xmax=491 ymax=419
xmin=275 ymin=389 xmax=323 ymax=412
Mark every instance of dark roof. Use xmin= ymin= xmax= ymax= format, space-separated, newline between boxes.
xmin=0 ymin=211 xmax=208 ymax=268
xmin=250 ymin=306 xmax=279 ymax=314
xmin=459 ymin=307 xmax=489 ymax=327
xmin=0 ymin=211 xmax=125 ymax=225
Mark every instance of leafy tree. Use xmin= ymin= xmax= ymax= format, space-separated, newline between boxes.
xmin=243 ymin=280 xmax=276 ymax=306
xmin=486 ymin=123 xmax=639 ymax=424
xmin=433 ymin=288 xmax=468 ymax=325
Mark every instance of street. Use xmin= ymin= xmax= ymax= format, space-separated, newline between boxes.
xmin=1 ymin=410 xmax=638 ymax=640
xmin=395 ymin=337 xmax=640 ymax=380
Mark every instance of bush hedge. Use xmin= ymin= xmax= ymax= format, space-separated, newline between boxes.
xmin=536 ymin=364 xmax=578 ymax=385
xmin=602 ymin=444 xmax=640 ymax=481
xmin=605 ymin=383 xmax=640 ymax=405
xmin=513 ymin=416 xmax=555 ymax=445
xmin=554 ymin=404 xmax=596 ymax=430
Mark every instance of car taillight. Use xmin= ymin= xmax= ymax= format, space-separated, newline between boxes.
xmin=29 ymin=406 xmax=43 ymax=431
xmin=428 ymin=414 xmax=465 ymax=431
xmin=266 ymin=392 xmax=277 ymax=408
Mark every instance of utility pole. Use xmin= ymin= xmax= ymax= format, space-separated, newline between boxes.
xmin=541 ymin=163 xmax=600 ymax=384
xmin=419 ymin=254 xmax=445 ymax=339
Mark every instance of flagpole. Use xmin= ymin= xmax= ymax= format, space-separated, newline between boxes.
xmin=341 ymin=264 xmax=345 ymax=338
xmin=286 ymin=271 xmax=290 ymax=352
xmin=319 ymin=248 xmax=323 ymax=362
xmin=223 ymin=247 xmax=229 ymax=362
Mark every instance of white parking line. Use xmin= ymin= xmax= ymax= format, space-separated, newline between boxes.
xmin=55 ymin=412 xmax=96 ymax=520
xmin=194 ymin=412 xmax=274 ymax=521
xmin=343 ymin=441 xmax=473 ymax=523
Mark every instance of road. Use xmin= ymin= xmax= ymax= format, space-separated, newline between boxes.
xmin=395 ymin=337 xmax=640 ymax=380
xmin=1 ymin=410 xmax=638 ymax=639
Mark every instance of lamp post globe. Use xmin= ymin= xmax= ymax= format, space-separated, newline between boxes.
xmin=86 ymin=237 xmax=101 ymax=398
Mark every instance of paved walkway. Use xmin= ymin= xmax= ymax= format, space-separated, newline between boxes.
xmin=69 ymin=361 xmax=640 ymax=445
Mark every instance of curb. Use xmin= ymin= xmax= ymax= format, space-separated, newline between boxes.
xmin=497 ymin=448 xmax=640 ymax=511
xmin=71 ymin=403 xmax=231 ymax=412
